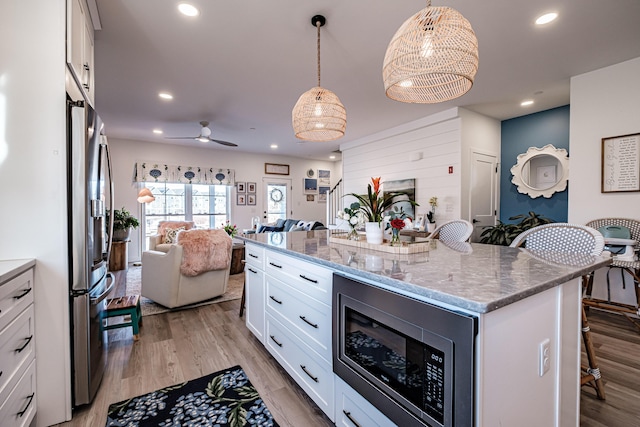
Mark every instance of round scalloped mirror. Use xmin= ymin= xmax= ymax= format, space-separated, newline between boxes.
xmin=510 ymin=144 xmax=569 ymax=198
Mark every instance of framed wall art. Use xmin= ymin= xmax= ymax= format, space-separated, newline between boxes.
xmin=304 ymin=178 xmax=318 ymax=194
xmin=236 ymin=182 xmax=246 ymax=193
xmin=237 ymin=193 xmax=246 ymax=205
xmin=602 ymin=133 xmax=640 ymax=193
xmin=247 ymin=182 xmax=256 ymax=193
xmin=265 ymin=163 xmax=290 ymax=175
xmin=318 ymin=186 xmax=330 ymax=202
xmin=247 ymin=194 xmax=256 ymax=205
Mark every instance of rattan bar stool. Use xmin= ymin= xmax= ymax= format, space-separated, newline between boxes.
xmin=510 ymin=223 xmax=606 ymax=400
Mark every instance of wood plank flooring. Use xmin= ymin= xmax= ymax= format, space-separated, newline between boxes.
xmin=54 ymin=269 xmax=640 ymax=426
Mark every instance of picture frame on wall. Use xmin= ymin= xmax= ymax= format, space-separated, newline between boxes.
xmin=306 ymin=194 xmax=315 ymax=202
xmin=247 ymin=194 xmax=256 ymax=205
xmin=237 ymin=193 xmax=246 ymax=205
xmin=601 ymin=133 xmax=640 ymax=193
xmin=247 ymin=182 xmax=256 ymax=193
xmin=304 ymin=178 xmax=318 ymax=194
xmin=236 ymin=182 xmax=246 ymax=193
xmin=318 ymin=186 xmax=330 ymax=202
xmin=265 ymin=163 xmax=290 ymax=175
xmin=318 ymin=169 xmax=330 ymax=185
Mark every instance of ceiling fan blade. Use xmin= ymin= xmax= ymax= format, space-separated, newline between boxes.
xmin=165 ymin=136 xmax=198 ymax=140
xmin=211 ymin=139 xmax=238 ymax=147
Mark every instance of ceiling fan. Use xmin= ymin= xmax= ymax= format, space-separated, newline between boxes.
xmin=166 ymin=121 xmax=238 ymax=147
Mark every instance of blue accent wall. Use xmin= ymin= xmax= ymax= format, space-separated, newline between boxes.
xmin=500 ymin=105 xmax=570 ymax=223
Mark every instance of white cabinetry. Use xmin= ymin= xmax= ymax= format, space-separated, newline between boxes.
xmin=67 ymin=0 xmax=95 ymax=103
xmin=335 ymin=377 xmax=396 ymax=427
xmin=0 ymin=265 xmax=36 ymax=427
xmin=263 ymin=249 xmax=334 ymax=421
xmin=244 ymin=243 xmax=265 ymax=344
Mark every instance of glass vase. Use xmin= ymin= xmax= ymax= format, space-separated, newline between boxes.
xmin=390 ymin=228 xmax=401 ymax=246
xmin=347 ymin=227 xmax=360 ymax=241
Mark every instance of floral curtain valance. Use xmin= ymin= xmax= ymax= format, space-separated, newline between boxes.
xmin=133 ymin=162 xmax=235 ymax=186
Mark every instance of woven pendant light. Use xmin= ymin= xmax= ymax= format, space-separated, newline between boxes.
xmin=383 ymin=0 xmax=479 ymax=104
xmin=292 ymin=15 xmax=346 ymax=142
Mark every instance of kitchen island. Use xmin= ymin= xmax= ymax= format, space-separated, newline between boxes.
xmin=238 ymin=230 xmax=611 ymax=427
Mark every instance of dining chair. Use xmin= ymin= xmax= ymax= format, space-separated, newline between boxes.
xmin=428 ymin=219 xmax=474 ymax=242
xmin=510 ymin=223 xmax=606 ymax=400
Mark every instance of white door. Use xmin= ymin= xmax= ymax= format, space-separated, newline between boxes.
xmin=262 ymin=178 xmax=291 ymax=224
xmin=469 ymin=151 xmax=498 ymax=242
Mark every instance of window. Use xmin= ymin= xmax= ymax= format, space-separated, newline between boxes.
xmin=141 ymin=181 xmax=230 ymax=248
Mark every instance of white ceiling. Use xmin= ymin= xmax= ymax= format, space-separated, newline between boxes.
xmin=93 ymin=0 xmax=640 ymax=161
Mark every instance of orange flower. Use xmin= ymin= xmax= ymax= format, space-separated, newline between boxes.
xmin=371 ymin=177 xmax=381 ymax=194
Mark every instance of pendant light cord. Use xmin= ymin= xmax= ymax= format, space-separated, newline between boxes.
xmin=316 ymin=20 xmax=321 ymax=87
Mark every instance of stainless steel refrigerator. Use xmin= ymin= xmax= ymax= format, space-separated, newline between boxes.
xmin=67 ymin=98 xmax=114 ymax=407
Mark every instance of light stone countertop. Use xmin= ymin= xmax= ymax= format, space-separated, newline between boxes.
xmin=238 ymin=230 xmax=612 ymax=313
xmin=0 ymin=259 xmax=36 ymax=285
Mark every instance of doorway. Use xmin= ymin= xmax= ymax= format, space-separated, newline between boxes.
xmin=262 ymin=178 xmax=291 ymax=224
xmin=469 ymin=151 xmax=498 ymax=242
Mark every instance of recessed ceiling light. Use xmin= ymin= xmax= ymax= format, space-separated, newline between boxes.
xmin=329 ymin=155 xmax=336 ymax=160
xmin=178 ymin=3 xmax=199 ymax=17
xmin=153 ymin=129 xmax=163 ymax=134
xmin=535 ymin=12 xmax=558 ymax=25
xmin=158 ymin=92 xmax=173 ymax=100
xmin=270 ymin=144 xmax=278 ymax=149
xmin=521 ymin=100 xmax=534 ymax=107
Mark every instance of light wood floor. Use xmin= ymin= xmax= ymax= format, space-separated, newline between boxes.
xmin=55 ymin=270 xmax=640 ymax=426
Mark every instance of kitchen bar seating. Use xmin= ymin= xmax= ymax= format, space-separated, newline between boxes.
xmin=510 ymin=223 xmax=606 ymax=400
xmin=428 ymin=219 xmax=474 ymax=242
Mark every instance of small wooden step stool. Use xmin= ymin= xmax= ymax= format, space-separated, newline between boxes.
xmin=104 ymin=295 xmax=142 ymax=341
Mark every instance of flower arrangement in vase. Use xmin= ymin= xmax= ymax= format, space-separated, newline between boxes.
xmin=386 ymin=206 xmax=412 ymax=246
xmin=222 ymin=220 xmax=238 ymax=237
xmin=347 ymin=177 xmax=418 ymax=244
xmin=336 ymin=202 xmax=366 ymax=240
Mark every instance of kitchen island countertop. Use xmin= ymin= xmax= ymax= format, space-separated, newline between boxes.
xmin=238 ymin=230 xmax=611 ymax=313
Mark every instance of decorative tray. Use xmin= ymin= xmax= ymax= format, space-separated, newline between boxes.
xmin=329 ymin=234 xmax=431 ymax=254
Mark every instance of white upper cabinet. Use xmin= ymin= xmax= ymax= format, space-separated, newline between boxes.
xmin=67 ymin=0 xmax=95 ymax=104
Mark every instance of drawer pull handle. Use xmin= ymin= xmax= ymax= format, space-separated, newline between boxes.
xmin=269 ymin=295 xmax=282 ymax=304
xmin=343 ymin=411 xmax=362 ymax=427
xmin=248 ymin=267 xmax=257 ymax=274
xmin=17 ymin=393 xmax=35 ymax=418
xmin=299 ymin=315 xmax=318 ymax=328
xmin=269 ymin=335 xmax=283 ymax=347
xmin=300 ymin=365 xmax=319 ymax=383
xmin=299 ymin=274 xmax=318 ymax=284
xmin=14 ymin=288 xmax=32 ymax=300
xmin=269 ymin=262 xmax=282 ymax=269
xmin=15 ymin=335 xmax=33 ymax=353
xmin=248 ymin=253 xmax=258 ymax=258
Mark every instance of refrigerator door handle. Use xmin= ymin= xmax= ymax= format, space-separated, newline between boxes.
xmin=90 ymin=272 xmax=115 ymax=305
xmin=100 ymin=137 xmax=115 ymax=265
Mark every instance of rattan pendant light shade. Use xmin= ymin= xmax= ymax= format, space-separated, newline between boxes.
xmin=292 ymin=15 xmax=346 ymax=142
xmin=383 ymin=1 xmax=478 ymax=104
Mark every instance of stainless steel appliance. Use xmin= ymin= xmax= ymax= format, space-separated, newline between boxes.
xmin=333 ymin=274 xmax=477 ymax=427
xmin=67 ymin=99 xmax=114 ymax=407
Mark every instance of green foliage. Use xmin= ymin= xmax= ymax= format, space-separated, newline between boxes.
xmin=479 ymin=211 xmax=554 ymax=246
xmin=108 ymin=207 xmax=140 ymax=231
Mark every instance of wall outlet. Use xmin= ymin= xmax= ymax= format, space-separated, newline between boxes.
xmin=539 ymin=338 xmax=551 ymax=376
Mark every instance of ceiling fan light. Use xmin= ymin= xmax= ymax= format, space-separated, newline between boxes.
xmin=197 ymin=137 xmax=209 ymax=142
xmin=383 ymin=1 xmax=479 ymax=104
xmin=200 ymin=126 xmax=212 ymax=137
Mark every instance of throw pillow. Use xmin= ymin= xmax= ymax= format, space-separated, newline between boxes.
xmin=290 ymin=225 xmax=304 ymax=232
xmin=164 ymin=227 xmax=185 ymax=244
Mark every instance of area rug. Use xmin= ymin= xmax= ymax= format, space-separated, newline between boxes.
xmin=126 ymin=266 xmax=244 ymax=316
xmin=106 ymin=365 xmax=279 ymax=427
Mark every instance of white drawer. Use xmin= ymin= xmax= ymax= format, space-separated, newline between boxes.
xmin=265 ymin=276 xmax=331 ymax=362
xmin=335 ymin=376 xmax=397 ymax=427
xmin=0 ymin=269 xmax=34 ymax=333
xmin=0 ymin=304 xmax=35 ymax=406
xmin=265 ymin=313 xmax=334 ymax=421
xmin=245 ymin=265 xmax=265 ymax=344
xmin=265 ymin=250 xmax=332 ymax=304
xmin=0 ymin=359 xmax=36 ymax=427
xmin=244 ymin=243 xmax=265 ymax=270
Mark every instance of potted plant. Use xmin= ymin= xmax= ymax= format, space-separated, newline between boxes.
xmin=426 ymin=196 xmax=438 ymax=232
xmin=479 ymin=211 xmax=554 ymax=246
xmin=108 ymin=207 xmax=140 ymax=241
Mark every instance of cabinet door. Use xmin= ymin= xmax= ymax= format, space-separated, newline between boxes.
xmin=67 ymin=0 xmax=86 ymax=84
xmin=82 ymin=16 xmax=94 ymax=101
xmin=245 ymin=265 xmax=265 ymax=343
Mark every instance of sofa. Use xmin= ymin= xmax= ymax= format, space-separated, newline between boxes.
xmin=256 ymin=218 xmax=326 ymax=233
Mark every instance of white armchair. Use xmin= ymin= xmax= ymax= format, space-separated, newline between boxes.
xmin=141 ymin=230 xmax=231 ymax=308
xmin=148 ymin=220 xmax=196 ymax=253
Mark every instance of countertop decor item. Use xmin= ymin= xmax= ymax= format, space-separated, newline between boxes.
xmin=336 ymin=202 xmax=366 ymax=240
xmin=292 ymin=15 xmax=346 ymax=142
xmin=383 ymin=0 xmax=478 ymax=104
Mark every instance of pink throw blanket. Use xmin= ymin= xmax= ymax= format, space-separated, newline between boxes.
xmin=177 ymin=229 xmax=232 ymax=276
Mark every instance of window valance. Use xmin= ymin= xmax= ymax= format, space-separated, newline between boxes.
xmin=133 ymin=162 xmax=235 ymax=186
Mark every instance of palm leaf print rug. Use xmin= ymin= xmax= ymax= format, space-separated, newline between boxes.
xmin=106 ymin=365 xmax=279 ymax=426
